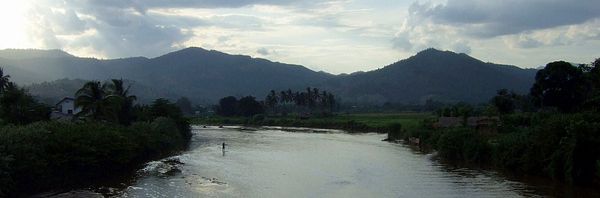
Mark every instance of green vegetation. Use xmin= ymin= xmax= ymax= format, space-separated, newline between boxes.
xmin=0 ymin=119 xmax=187 ymax=196
xmin=385 ymin=58 xmax=600 ymax=186
xmin=215 ymin=96 xmax=265 ymax=117
xmin=192 ymin=113 xmax=432 ymax=133
xmin=0 ymin=69 xmax=191 ymax=196
xmin=264 ymin=88 xmax=337 ymax=116
xmin=0 ymin=68 xmax=50 ymax=125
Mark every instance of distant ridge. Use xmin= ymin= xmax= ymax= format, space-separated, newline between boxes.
xmin=0 ymin=49 xmax=74 ymax=60
xmin=0 ymin=47 xmax=536 ymax=104
xmin=319 ymin=48 xmax=537 ymax=103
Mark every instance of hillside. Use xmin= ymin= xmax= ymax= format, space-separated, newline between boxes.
xmin=0 ymin=47 xmax=332 ymax=103
xmin=321 ymin=49 xmax=537 ymax=103
xmin=25 ymin=79 xmax=181 ymax=105
xmin=0 ymin=48 xmax=536 ymax=104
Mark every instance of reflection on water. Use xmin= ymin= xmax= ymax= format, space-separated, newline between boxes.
xmin=110 ymin=126 xmax=596 ymax=198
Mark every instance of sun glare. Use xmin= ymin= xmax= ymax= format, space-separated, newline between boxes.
xmin=0 ymin=1 xmax=32 ymax=49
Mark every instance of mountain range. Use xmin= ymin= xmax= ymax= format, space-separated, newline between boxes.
xmin=0 ymin=47 xmax=537 ymax=105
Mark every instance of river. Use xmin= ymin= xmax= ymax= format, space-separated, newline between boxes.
xmin=93 ymin=126 xmax=595 ymax=198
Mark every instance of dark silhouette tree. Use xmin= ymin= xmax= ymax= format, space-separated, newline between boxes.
xmin=265 ymin=90 xmax=278 ymax=114
xmin=286 ymin=89 xmax=293 ymax=103
xmin=279 ymin=91 xmax=287 ymax=103
xmin=217 ymin=96 xmax=238 ymax=116
xmin=327 ymin=93 xmax=336 ymax=112
xmin=238 ymin=96 xmax=264 ymax=117
xmin=530 ymin=61 xmax=589 ymax=112
xmin=576 ymin=58 xmax=600 ymax=111
xmin=0 ymin=82 xmax=50 ymax=124
xmin=0 ymin=67 xmax=10 ymax=94
xmin=491 ymin=89 xmax=517 ymax=114
xmin=176 ymin=97 xmax=194 ymax=115
xmin=150 ymin=98 xmax=183 ymax=119
xmin=306 ymin=87 xmax=315 ymax=109
xmin=75 ymin=81 xmax=110 ymax=120
xmin=106 ymin=79 xmax=137 ymax=125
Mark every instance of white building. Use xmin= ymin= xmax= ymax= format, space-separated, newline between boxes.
xmin=56 ymin=97 xmax=81 ymax=115
xmin=51 ymin=97 xmax=82 ymax=120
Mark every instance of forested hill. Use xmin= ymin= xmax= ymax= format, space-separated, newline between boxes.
xmin=0 ymin=48 xmax=536 ymax=104
xmin=320 ymin=49 xmax=538 ymax=103
xmin=0 ymin=47 xmax=333 ymax=103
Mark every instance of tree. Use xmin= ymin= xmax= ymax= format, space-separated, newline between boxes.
xmin=530 ymin=61 xmax=589 ymax=112
xmin=306 ymin=87 xmax=316 ymax=109
xmin=175 ymin=97 xmax=193 ymax=115
xmin=491 ymin=89 xmax=517 ymax=114
xmin=150 ymin=98 xmax=183 ymax=119
xmin=327 ymin=92 xmax=336 ymax=112
xmin=0 ymin=67 xmax=10 ymax=94
xmin=75 ymin=81 xmax=110 ymax=120
xmin=216 ymin=96 xmax=238 ymax=116
xmin=0 ymin=82 xmax=50 ymax=124
xmin=238 ymin=96 xmax=264 ymax=117
xmin=265 ymin=90 xmax=278 ymax=114
xmin=583 ymin=58 xmax=600 ymax=111
xmin=106 ymin=79 xmax=137 ymax=125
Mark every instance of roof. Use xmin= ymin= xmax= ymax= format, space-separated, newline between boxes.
xmin=56 ymin=97 xmax=75 ymax=106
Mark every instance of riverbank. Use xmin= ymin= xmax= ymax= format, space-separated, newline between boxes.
xmin=387 ymin=112 xmax=600 ymax=187
xmin=191 ymin=113 xmax=433 ymax=134
xmin=0 ymin=118 xmax=191 ymax=197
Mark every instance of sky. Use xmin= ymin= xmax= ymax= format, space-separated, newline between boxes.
xmin=0 ymin=0 xmax=599 ymax=74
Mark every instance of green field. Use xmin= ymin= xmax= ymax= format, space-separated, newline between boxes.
xmin=191 ymin=112 xmax=433 ymax=133
xmin=315 ymin=113 xmax=432 ymax=130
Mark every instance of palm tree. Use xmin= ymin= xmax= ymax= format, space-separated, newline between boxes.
xmin=106 ymin=79 xmax=137 ymax=125
xmin=75 ymin=81 xmax=108 ymax=120
xmin=0 ymin=67 xmax=11 ymax=94
xmin=265 ymin=90 xmax=278 ymax=115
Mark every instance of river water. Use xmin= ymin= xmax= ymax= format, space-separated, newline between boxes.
xmin=106 ymin=126 xmax=594 ymax=198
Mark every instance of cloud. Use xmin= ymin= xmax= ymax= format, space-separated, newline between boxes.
xmin=409 ymin=0 xmax=600 ymax=38
xmin=25 ymin=0 xmax=347 ymax=58
xmin=392 ymin=0 xmax=600 ymax=54
xmin=256 ymin=47 xmax=271 ymax=55
xmin=82 ymin=0 xmax=343 ymax=12
xmin=26 ymin=1 xmax=199 ymax=57
xmin=451 ymin=40 xmax=471 ymax=54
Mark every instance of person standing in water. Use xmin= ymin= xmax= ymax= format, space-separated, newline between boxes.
xmin=222 ymin=142 xmax=226 ymax=150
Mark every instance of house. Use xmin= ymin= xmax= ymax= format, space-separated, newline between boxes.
xmin=50 ymin=97 xmax=82 ymax=120
xmin=55 ymin=97 xmax=81 ymax=115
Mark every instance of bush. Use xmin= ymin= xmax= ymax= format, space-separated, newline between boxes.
xmin=0 ymin=119 xmax=189 ymax=196
xmin=252 ymin=114 xmax=266 ymax=123
xmin=492 ymin=130 xmax=530 ymax=171
xmin=386 ymin=123 xmax=404 ymax=140
xmin=436 ymin=128 xmax=490 ymax=163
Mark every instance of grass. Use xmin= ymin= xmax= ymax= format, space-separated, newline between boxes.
xmin=191 ymin=112 xmax=433 ymax=133
xmin=316 ymin=113 xmax=432 ymax=131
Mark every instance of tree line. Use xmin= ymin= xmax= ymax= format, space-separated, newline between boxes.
xmin=489 ymin=59 xmax=600 ymax=114
xmin=74 ymin=79 xmax=191 ymax=137
xmin=264 ymin=87 xmax=337 ymax=115
xmin=214 ymin=87 xmax=338 ymax=117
